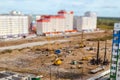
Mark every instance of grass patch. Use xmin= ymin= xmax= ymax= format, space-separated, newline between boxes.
xmin=0 ymin=49 xmax=12 ymax=54
xmin=97 ymin=17 xmax=120 ymax=30
xmin=97 ymin=25 xmax=113 ymax=30
xmin=87 ymin=35 xmax=113 ymax=41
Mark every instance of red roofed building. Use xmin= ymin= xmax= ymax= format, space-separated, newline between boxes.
xmin=36 ymin=10 xmax=74 ymax=35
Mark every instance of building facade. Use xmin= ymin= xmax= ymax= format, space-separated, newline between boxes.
xmin=73 ymin=11 xmax=97 ymax=31
xmin=0 ymin=15 xmax=29 ymax=38
xmin=110 ymin=23 xmax=120 ymax=80
xmin=36 ymin=10 xmax=74 ymax=35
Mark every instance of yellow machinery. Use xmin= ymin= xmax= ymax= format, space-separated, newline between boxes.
xmin=82 ymin=56 xmax=92 ymax=61
xmin=54 ymin=58 xmax=62 ymax=65
xmin=79 ymin=43 xmax=86 ymax=48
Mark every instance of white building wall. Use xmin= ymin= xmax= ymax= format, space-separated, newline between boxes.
xmin=0 ymin=16 xmax=29 ymax=38
xmin=50 ymin=18 xmax=55 ymax=32
xmin=79 ymin=17 xmax=97 ymax=30
xmin=74 ymin=12 xmax=97 ymax=31
xmin=60 ymin=18 xmax=65 ymax=31
xmin=64 ymin=12 xmax=73 ymax=31
xmin=36 ymin=15 xmax=41 ymax=20
xmin=36 ymin=10 xmax=74 ymax=35
xmin=36 ymin=22 xmax=43 ymax=35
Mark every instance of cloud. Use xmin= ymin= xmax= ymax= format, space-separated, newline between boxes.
xmin=0 ymin=0 xmax=119 ymax=17
xmin=102 ymin=6 xmax=118 ymax=9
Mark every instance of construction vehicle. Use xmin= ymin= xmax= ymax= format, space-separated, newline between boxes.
xmin=71 ymin=60 xmax=77 ymax=65
xmin=82 ymin=56 xmax=92 ymax=61
xmin=79 ymin=42 xmax=86 ymax=48
xmin=54 ymin=58 xmax=62 ymax=65
xmin=86 ymin=47 xmax=94 ymax=51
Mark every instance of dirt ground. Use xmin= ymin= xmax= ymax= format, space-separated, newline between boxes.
xmin=0 ymin=31 xmax=111 ymax=47
xmin=0 ymin=31 xmax=112 ymax=80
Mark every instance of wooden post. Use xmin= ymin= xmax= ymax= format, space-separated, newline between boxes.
xmin=50 ymin=66 xmax=52 ymax=80
xmin=96 ymin=40 xmax=100 ymax=65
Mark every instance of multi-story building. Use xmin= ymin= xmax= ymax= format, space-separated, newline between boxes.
xmin=0 ymin=15 xmax=29 ymax=39
xmin=36 ymin=10 xmax=74 ymax=35
xmin=73 ymin=11 xmax=97 ymax=31
xmin=30 ymin=15 xmax=41 ymax=33
xmin=110 ymin=23 xmax=120 ymax=80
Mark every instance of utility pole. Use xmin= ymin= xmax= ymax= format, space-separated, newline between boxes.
xmin=81 ymin=30 xmax=84 ymax=42
xmin=96 ymin=40 xmax=100 ymax=65
xmin=103 ymin=40 xmax=109 ymax=65
xmin=50 ymin=66 xmax=52 ymax=80
xmin=104 ymin=40 xmax=107 ymax=62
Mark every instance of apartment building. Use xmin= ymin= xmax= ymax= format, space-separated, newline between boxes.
xmin=36 ymin=10 xmax=74 ymax=35
xmin=110 ymin=23 xmax=120 ymax=80
xmin=0 ymin=15 xmax=29 ymax=38
xmin=74 ymin=11 xmax=97 ymax=31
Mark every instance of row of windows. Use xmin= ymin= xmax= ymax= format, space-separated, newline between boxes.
xmin=113 ymin=49 xmax=118 ymax=53
xmin=111 ymin=72 xmax=116 ymax=75
xmin=114 ymin=36 xmax=119 ymax=41
xmin=112 ymin=55 xmax=118 ymax=58
xmin=0 ymin=30 xmax=28 ymax=32
xmin=0 ymin=21 xmax=27 ymax=22
xmin=110 ymin=78 xmax=115 ymax=80
xmin=112 ymin=61 xmax=117 ymax=64
xmin=114 ymin=30 xmax=119 ymax=34
xmin=111 ymin=66 xmax=116 ymax=70
xmin=113 ymin=43 xmax=119 ymax=47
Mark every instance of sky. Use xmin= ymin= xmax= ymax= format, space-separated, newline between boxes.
xmin=0 ymin=0 xmax=120 ymax=17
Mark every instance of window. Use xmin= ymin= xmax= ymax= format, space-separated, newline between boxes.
xmin=110 ymin=78 xmax=115 ymax=80
xmin=119 ymin=62 xmax=120 ymax=65
xmin=117 ymin=25 xmax=120 ymax=28
xmin=113 ymin=55 xmax=117 ymax=58
xmin=114 ymin=30 xmax=119 ymax=34
xmin=111 ymin=72 xmax=116 ymax=75
xmin=112 ymin=61 xmax=117 ymax=64
xmin=114 ymin=43 xmax=118 ymax=47
xmin=114 ymin=36 xmax=118 ymax=40
xmin=114 ymin=49 xmax=118 ymax=53
xmin=111 ymin=66 xmax=116 ymax=70
xmin=118 ymin=74 xmax=120 ymax=77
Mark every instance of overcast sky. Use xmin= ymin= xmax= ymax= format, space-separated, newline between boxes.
xmin=0 ymin=0 xmax=120 ymax=17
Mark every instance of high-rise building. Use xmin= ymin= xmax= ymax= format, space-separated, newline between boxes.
xmin=73 ymin=11 xmax=97 ymax=31
xmin=10 ymin=10 xmax=23 ymax=15
xmin=36 ymin=10 xmax=74 ymax=35
xmin=0 ymin=15 xmax=29 ymax=39
xmin=110 ymin=23 xmax=120 ymax=80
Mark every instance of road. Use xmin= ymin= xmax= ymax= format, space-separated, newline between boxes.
xmin=0 ymin=39 xmax=69 ymax=51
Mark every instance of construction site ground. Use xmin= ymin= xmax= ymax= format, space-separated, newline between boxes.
xmin=0 ymin=31 xmax=112 ymax=80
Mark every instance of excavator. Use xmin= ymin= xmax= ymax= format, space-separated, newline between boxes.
xmin=79 ymin=42 xmax=86 ymax=48
xmin=54 ymin=58 xmax=62 ymax=65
